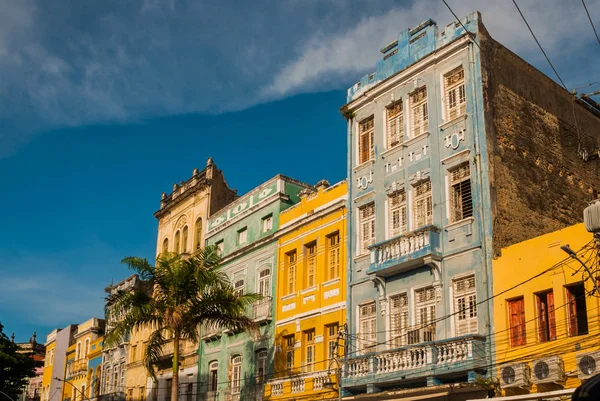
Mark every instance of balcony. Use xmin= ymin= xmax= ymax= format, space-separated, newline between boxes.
xmin=66 ymin=359 xmax=88 ymax=378
xmin=343 ymin=335 xmax=486 ymax=388
xmin=249 ymin=297 xmax=272 ymax=323
xmin=201 ymin=324 xmax=222 ymax=340
xmin=267 ymin=371 xmax=333 ymax=397
xmin=367 ymin=225 xmax=442 ymax=276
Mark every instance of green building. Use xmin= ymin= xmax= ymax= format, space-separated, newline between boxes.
xmin=199 ymin=175 xmax=312 ymax=401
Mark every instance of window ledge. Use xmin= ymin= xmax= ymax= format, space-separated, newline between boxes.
xmin=353 ymin=159 xmax=375 ymax=173
xmin=439 ymin=114 xmax=468 ymax=130
xmin=322 ymin=278 xmax=341 ymax=288
xmin=380 ymin=144 xmax=403 ymax=158
xmin=300 ymin=286 xmax=317 ymax=295
xmin=402 ymin=131 xmax=430 ymax=147
xmin=353 ymin=253 xmax=371 ymax=263
xmin=280 ymin=293 xmax=296 ymax=302
xmin=444 ymin=217 xmax=474 ymax=231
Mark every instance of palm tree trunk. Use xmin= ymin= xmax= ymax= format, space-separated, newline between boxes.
xmin=172 ymin=336 xmax=180 ymax=401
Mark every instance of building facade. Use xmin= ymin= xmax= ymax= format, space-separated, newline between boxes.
xmin=41 ymin=325 xmax=76 ymax=401
xmin=265 ymin=180 xmax=347 ymax=401
xmin=341 ymin=10 xmax=600 ymax=400
xmin=492 ymin=223 xmax=600 ymax=400
xmin=16 ymin=333 xmax=45 ymax=401
xmin=128 ymin=158 xmax=238 ymax=401
xmin=200 ymin=175 xmax=312 ymax=401
xmin=61 ymin=318 xmax=105 ymax=401
xmin=102 ymin=275 xmax=142 ymax=401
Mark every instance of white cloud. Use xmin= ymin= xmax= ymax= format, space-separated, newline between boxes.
xmin=263 ymin=0 xmax=598 ymax=98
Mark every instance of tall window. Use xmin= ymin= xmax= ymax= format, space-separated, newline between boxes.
xmin=326 ymin=323 xmax=339 ymax=360
xmin=256 ymin=350 xmax=267 ymax=384
xmin=208 ymin=361 xmax=218 ymax=392
xmin=444 ymin=66 xmax=466 ymax=120
xmin=508 ymin=297 xmax=526 ymax=347
xmin=566 ymin=283 xmax=588 ymax=336
xmin=237 ymin=227 xmax=247 ymax=245
xmin=537 ymin=290 xmax=556 ymax=342
xmin=305 ymin=242 xmax=317 ymax=288
xmin=76 ymin=342 xmax=82 ymax=359
xmin=286 ymin=251 xmax=297 ymax=295
xmin=182 ymin=226 xmax=188 ymax=253
xmin=194 ymin=217 xmax=203 ymax=250
xmin=285 ymin=335 xmax=295 ymax=373
xmin=85 ymin=339 xmax=90 ymax=357
xmin=303 ymin=330 xmax=315 ymax=373
xmin=327 ymin=232 xmax=340 ymax=280
xmin=131 ymin=344 xmax=137 ymax=361
xmin=386 ymin=101 xmax=404 ymax=148
xmin=410 ymin=287 xmax=436 ymax=344
xmin=140 ymin=387 xmax=146 ymax=401
xmin=410 ymin=87 xmax=428 ymax=137
xmin=413 ymin=180 xmax=432 ymax=228
xmin=186 ymin=384 xmax=193 ymax=401
xmin=449 ymin=163 xmax=473 ymax=223
xmin=162 ymin=238 xmax=169 ymax=254
xmin=359 ymin=302 xmax=377 ymax=353
xmin=358 ymin=203 xmax=376 ymax=255
xmin=388 ymin=190 xmax=407 ymax=238
xmin=230 ymin=356 xmax=242 ymax=395
xmin=233 ymin=278 xmax=245 ymax=296
xmin=216 ymin=240 xmax=224 ymax=256
xmin=165 ymin=379 xmax=172 ymax=401
xmin=453 ymin=275 xmax=477 ymax=336
xmin=262 ymin=215 xmax=273 ymax=232
xmin=390 ymin=293 xmax=408 ymax=348
xmin=112 ymin=368 xmax=119 ymax=394
xmin=358 ymin=116 xmax=375 ymax=164
xmin=174 ymin=231 xmax=181 ymax=254
xmin=258 ymin=268 xmax=271 ymax=298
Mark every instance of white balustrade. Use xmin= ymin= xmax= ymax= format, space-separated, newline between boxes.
xmin=271 ymin=382 xmax=283 ymax=396
xmin=291 ymin=378 xmax=305 ymax=393
xmin=251 ymin=297 xmax=272 ymax=321
xmin=436 ymin=339 xmax=471 ymax=365
xmin=345 ymin=356 xmax=370 ymax=377
xmin=375 ymin=346 xmax=430 ymax=374
xmin=375 ymin=229 xmax=432 ymax=265
xmin=312 ymin=375 xmax=329 ymax=390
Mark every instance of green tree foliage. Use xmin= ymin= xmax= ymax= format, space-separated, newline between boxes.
xmin=104 ymin=246 xmax=260 ymax=401
xmin=0 ymin=323 xmax=36 ymax=400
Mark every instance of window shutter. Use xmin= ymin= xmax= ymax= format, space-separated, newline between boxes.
xmin=536 ymin=295 xmax=544 ymax=342
xmin=547 ymin=291 xmax=557 ymax=340
xmin=567 ymin=289 xmax=578 ymax=336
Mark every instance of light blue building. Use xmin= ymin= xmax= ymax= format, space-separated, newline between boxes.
xmin=342 ymin=12 xmax=493 ymax=399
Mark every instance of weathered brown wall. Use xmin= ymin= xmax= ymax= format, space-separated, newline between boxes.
xmin=479 ymin=24 xmax=600 ymax=255
xmin=208 ymin=163 xmax=238 ymax=216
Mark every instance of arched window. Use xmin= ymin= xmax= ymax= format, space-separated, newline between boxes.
xmin=162 ymin=238 xmax=169 ymax=254
xmin=230 ymin=356 xmax=242 ymax=395
xmin=234 ymin=279 xmax=245 ymax=296
xmin=182 ymin=226 xmax=189 ymax=253
xmin=256 ymin=349 xmax=268 ymax=384
xmin=195 ymin=218 xmax=203 ymax=250
xmin=76 ymin=342 xmax=82 ymax=360
xmin=258 ymin=268 xmax=271 ymax=298
xmin=84 ymin=339 xmax=90 ymax=357
xmin=208 ymin=361 xmax=218 ymax=392
xmin=81 ymin=385 xmax=86 ymax=399
xmin=174 ymin=231 xmax=181 ymax=254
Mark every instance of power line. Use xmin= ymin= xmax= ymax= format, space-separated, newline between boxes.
xmin=511 ymin=0 xmax=568 ymax=91
xmin=582 ymin=0 xmax=600 ymax=46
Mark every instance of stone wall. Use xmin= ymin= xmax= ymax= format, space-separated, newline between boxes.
xmin=479 ymin=22 xmax=600 ymax=255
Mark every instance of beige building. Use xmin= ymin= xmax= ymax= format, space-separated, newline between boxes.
xmin=126 ymin=158 xmax=237 ymax=401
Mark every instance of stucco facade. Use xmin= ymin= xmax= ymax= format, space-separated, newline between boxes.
xmin=492 ymin=223 xmax=600 ymax=399
xmin=264 ymin=180 xmax=347 ymax=401
xmin=200 ymin=175 xmax=312 ymax=401
xmin=42 ymin=325 xmax=77 ymax=401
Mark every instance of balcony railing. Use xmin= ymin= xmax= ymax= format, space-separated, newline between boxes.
xmin=249 ymin=297 xmax=272 ymax=322
xmin=367 ymin=225 xmax=441 ymax=276
xmin=267 ymin=370 xmax=333 ymax=397
xmin=66 ymin=359 xmax=88 ymax=378
xmin=343 ymin=335 xmax=485 ymax=382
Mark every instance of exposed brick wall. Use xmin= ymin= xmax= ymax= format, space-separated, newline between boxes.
xmin=479 ymin=23 xmax=600 ymax=255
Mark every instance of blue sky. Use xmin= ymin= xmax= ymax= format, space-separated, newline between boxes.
xmin=1 ymin=0 xmax=598 ymax=341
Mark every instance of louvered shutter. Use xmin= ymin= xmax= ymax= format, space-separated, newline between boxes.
xmin=547 ymin=291 xmax=557 ymax=340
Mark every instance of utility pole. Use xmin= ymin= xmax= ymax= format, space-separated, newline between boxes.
xmin=54 ymin=377 xmax=91 ymax=401
xmin=324 ymin=324 xmax=347 ymax=401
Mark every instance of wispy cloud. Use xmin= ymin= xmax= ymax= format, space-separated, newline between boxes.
xmin=0 ymin=0 xmax=597 ymax=157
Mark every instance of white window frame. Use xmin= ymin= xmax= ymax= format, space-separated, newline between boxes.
xmin=305 ymin=242 xmax=317 ymax=288
xmin=409 ymin=86 xmax=428 ymax=138
xmin=410 ymin=286 xmax=436 ymax=344
xmin=208 ymin=361 xmax=218 ymax=392
xmin=358 ymin=203 xmax=376 ymax=255
xmin=304 ymin=330 xmax=315 ymax=373
xmin=233 ymin=277 xmax=245 ymax=296
xmin=386 ymin=100 xmax=404 ymax=148
xmin=387 ymin=190 xmax=407 ymax=239
xmin=327 ymin=232 xmax=340 ymax=280
xmin=285 ymin=335 xmax=295 ymax=372
xmin=443 ymin=66 xmax=466 ymax=121
xmin=389 ymin=292 xmax=409 ymax=348
xmin=262 ymin=215 xmax=273 ymax=232
xmin=230 ymin=355 xmax=242 ymax=395
xmin=257 ymin=267 xmax=271 ymax=298
xmin=452 ymin=274 xmax=477 ymax=336
xmin=412 ymin=180 xmax=432 ymax=229
xmin=358 ymin=301 xmax=377 ymax=353
xmin=448 ymin=163 xmax=473 ymax=223
xmin=237 ymin=227 xmax=247 ymax=245
xmin=256 ymin=350 xmax=267 ymax=384
xmin=358 ymin=115 xmax=375 ymax=165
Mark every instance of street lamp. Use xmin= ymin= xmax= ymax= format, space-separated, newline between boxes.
xmin=561 ymin=244 xmax=600 ymax=295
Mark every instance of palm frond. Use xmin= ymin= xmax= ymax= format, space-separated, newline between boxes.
xmin=145 ymin=328 xmax=168 ymax=380
xmin=121 ymin=257 xmax=155 ymax=281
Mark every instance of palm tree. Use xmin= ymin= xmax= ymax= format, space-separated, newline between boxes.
xmin=104 ymin=246 xmax=260 ymax=401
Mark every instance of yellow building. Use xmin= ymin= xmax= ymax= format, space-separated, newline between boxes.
xmin=265 ymin=180 xmax=347 ymax=400
xmin=492 ymin=223 xmax=600 ymax=399
xmin=41 ymin=332 xmax=57 ymax=401
xmin=126 ymin=158 xmax=237 ymax=401
xmin=41 ymin=325 xmax=77 ymax=401
xmin=61 ymin=318 xmax=105 ymax=401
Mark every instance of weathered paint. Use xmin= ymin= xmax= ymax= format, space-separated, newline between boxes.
xmin=343 ymin=12 xmax=494 ymax=396
xmin=200 ymin=176 xmax=312 ymax=400
xmin=264 ymin=181 xmax=347 ymax=400
xmin=493 ymin=224 xmax=600 ymax=396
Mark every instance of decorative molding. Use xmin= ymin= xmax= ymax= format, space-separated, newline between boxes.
xmin=440 ymin=148 xmax=471 ymax=165
xmin=444 ymin=128 xmax=466 ymax=150
xmin=439 ymin=113 xmax=468 ymax=131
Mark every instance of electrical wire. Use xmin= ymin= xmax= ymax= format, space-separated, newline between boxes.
xmin=582 ymin=0 xmax=600 ymax=46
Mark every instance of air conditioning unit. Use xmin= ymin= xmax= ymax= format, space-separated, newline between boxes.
xmin=531 ymin=356 xmax=564 ymax=384
xmin=500 ymin=363 xmax=531 ymax=389
xmin=576 ymin=351 xmax=600 ymax=380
